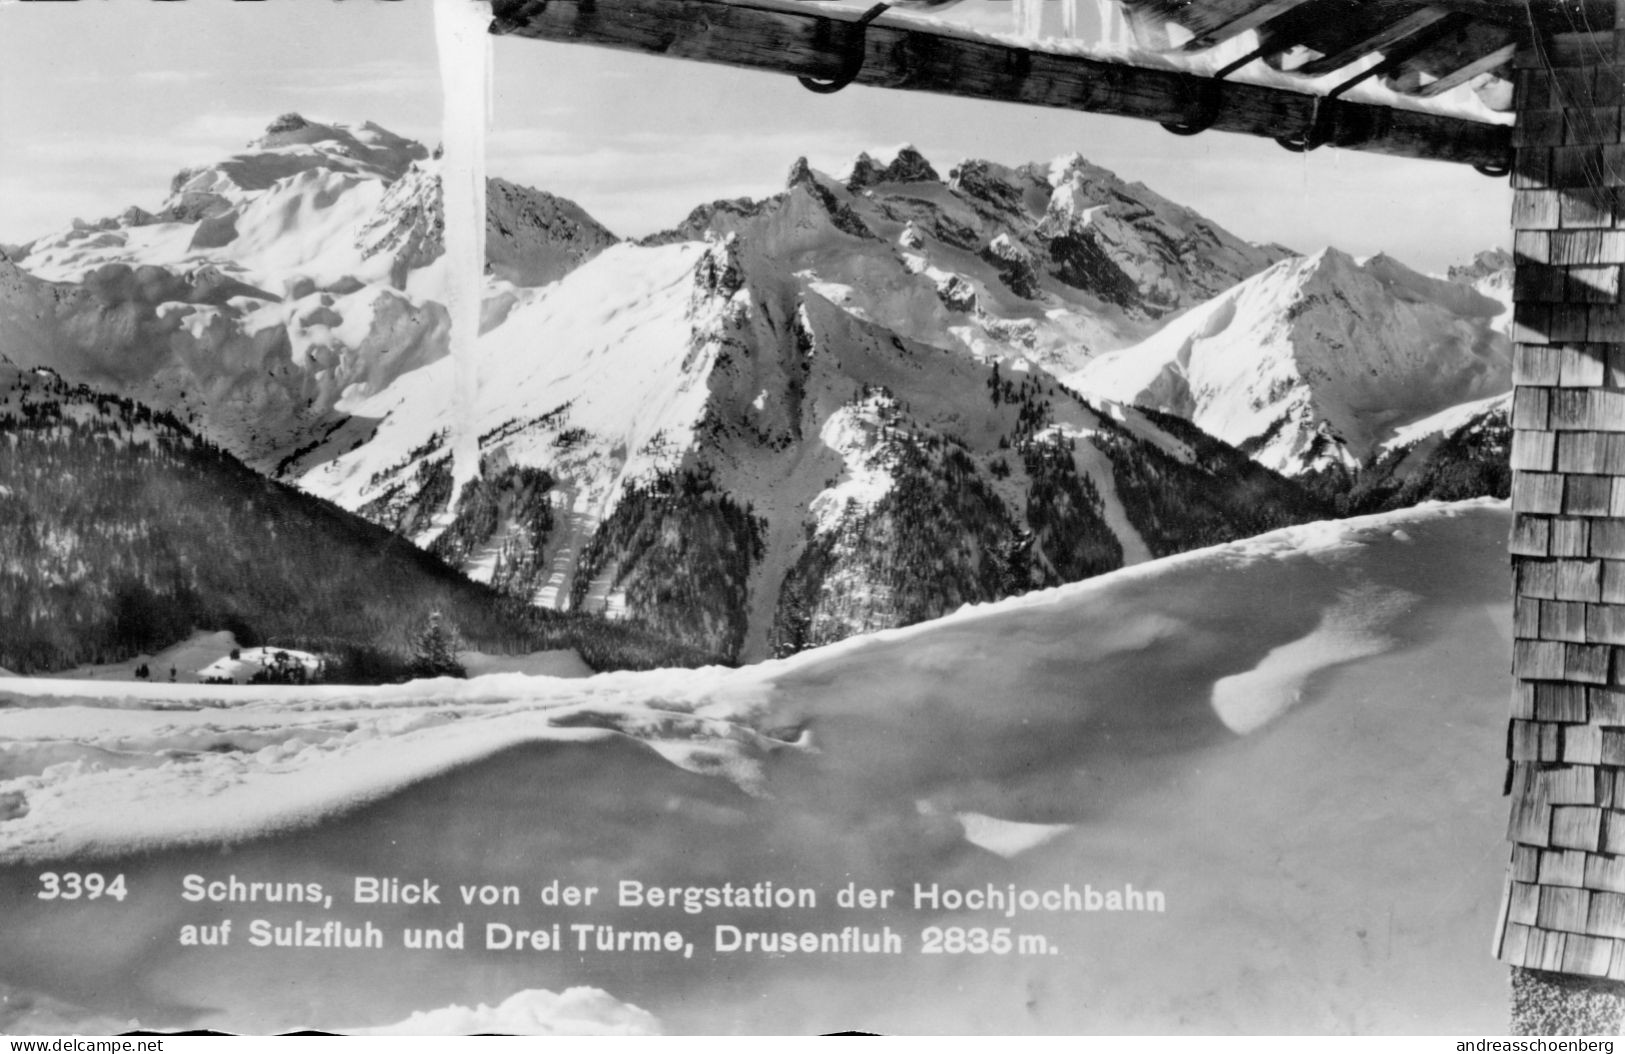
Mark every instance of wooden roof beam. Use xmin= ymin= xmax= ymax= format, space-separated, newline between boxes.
xmin=1177 ymin=0 xmax=1317 ymax=52
xmin=1293 ymin=6 xmax=1453 ymax=75
xmin=488 ymin=0 xmax=1511 ymax=169
xmin=1400 ymin=39 xmax=1517 ymax=97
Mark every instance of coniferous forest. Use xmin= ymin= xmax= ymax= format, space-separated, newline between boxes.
xmin=0 ymin=366 xmax=723 ymax=677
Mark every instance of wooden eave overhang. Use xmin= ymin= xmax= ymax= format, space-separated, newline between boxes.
xmin=489 ymin=0 xmax=1619 ymax=169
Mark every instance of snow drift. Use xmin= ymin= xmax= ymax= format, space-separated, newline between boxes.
xmin=0 ymin=499 xmax=1514 ymax=1033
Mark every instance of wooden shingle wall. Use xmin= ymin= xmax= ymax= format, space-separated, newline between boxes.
xmin=1498 ymin=20 xmax=1625 ymax=979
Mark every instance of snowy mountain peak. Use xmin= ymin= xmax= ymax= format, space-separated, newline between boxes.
xmin=1448 ymin=247 xmax=1515 ymax=284
xmin=245 ymin=113 xmax=426 ymax=176
xmin=1045 ymin=150 xmax=1115 ymax=189
xmin=251 ymin=112 xmax=321 ymax=147
xmin=157 ymin=116 xmax=429 ymax=228
xmin=945 ymin=158 xmax=1037 ymax=215
xmin=1 ymin=115 xmax=624 ymax=471
xmin=1071 ymin=244 xmax=1512 ymax=475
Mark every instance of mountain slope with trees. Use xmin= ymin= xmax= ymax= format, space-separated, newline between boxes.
xmin=0 ymin=363 xmax=720 ymax=676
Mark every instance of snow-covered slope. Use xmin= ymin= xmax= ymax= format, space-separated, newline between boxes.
xmin=0 ymin=499 xmax=1513 ymax=1033
xmin=1338 ymin=391 xmax=1512 ymax=513
xmin=298 ymin=176 xmax=1320 ymax=661
xmin=1070 ymin=247 xmax=1512 ymax=475
xmin=1381 ymin=390 xmax=1512 ymax=457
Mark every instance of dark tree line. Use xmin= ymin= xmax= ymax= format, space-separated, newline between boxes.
xmin=0 ymin=369 xmax=724 ymax=677
xmin=572 ymin=468 xmax=764 ymax=661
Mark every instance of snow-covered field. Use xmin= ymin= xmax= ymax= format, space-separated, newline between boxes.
xmin=0 ymin=499 xmax=1513 ymax=1034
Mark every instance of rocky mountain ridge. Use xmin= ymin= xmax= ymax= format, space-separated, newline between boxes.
xmin=1 ymin=120 xmax=1512 ymax=663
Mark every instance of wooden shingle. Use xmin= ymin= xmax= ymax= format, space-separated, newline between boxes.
xmin=1553 ymin=518 xmax=1593 ymax=557
xmin=1564 ymin=933 xmax=1616 ymax=975
xmin=1568 ymin=643 xmax=1613 ymax=683
xmin=1515 ymin=516 xmax=1554 ymax=557
xmin=1517 ymin=429 xmax=1559 ymax=470
xmin=1541 ymin=885 xmax=1594 ymax=930
xmin=1517 ymin=230 xmax=1552 ymax=262
xmin=1541 ymin=847 xmax=1592 ymax=884
xmin=1545 ymin=765 xmax=1600 ymax=804
xmin=1517 ymin=597 xmax=1543 ymax=638
xmin=1501 ymin=922 xmax=1532 ymax=966
xmin=1565 ymin=723 xmax=1605 ymax=763
xmin=1514 ymin=342 xmax=1566 ymax=384
xmin=1595 ymin=521 xmax=1625 ymax=559
xmin=1514 ymin=473 xmax=1566 ymax=515
xmin=1604 ymin=560 xmax=1625 ymax=603
xmin=1610 ymin=940 xmax=1625 ymax=981
xmin=1516 ymin=640 xmax=1567 ymax=680
xmin=1591 ymin=891 xmax=1625 ymax=937
xmin=1567 ymin=475 xmax=1615 ymax=515
xmin=1553 ymin=806 xmax=1605 ymax=850
xmin=1512 ymin=723 xmax=1542 ymax=761
xmin=1514 ymin=845 xmax=1543 ymax=882
xmin=1555 ymin=559 xmax=1604 ymax=602
xmin=1543 ymin=600 xmax=1590 ymax=641
xmin=1513 ymin=682 xmax=1539 ymax=720
xmin=1609 ymin=344 xmax=1625 ymax=386
xmin=1553 ymin=388 xmax=1625 ymax=430
xmin=1537 ymin=682 xmax=1590 ymax=722
xmin=1511 ymin=880 xmax=1544 ymax=923
xmin=1515 ymin=386 xmax=1552 ymax=427
xmin=1515 ymin=188 xmax=1564 ymax=228
xmin=1589 ymin=603 xmax=1625 ymax=644
xmin=1586 ymin=852 xmax=1625 ymax=892
xmin=1511 ymin=763 xmax=1555 ymax=846
xmin=1591 ymin=686 xmax=1625 ymax=723
xmin=1558 ymin=342 xmax=1612 ymax=385
xmin=1533 ymin=928 xmax=1570 ymax=971
xmin=1552 ymin=232 xmax=1605 ymax=267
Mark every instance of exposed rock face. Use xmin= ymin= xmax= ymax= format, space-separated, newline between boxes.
xmin=846 ymin=145 xmax=941 ymax=190
xmin=357 ymin=166 xmax=619 ymax=287
xmin=635 ymin=146 xmax=1285 ymax=377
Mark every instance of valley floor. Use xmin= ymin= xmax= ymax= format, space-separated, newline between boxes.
xmin=0 ymin=499 xmax=1514 ymax=1034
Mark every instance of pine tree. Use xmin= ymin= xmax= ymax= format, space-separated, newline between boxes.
xmin=410 ymin=611 xmax=466 ymax=679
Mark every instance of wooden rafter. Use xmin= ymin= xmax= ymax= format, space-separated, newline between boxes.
xmin=490 ymin=0 xmax=1512 ymax=168
xmin=1409 ymin=40 xmax=1517 ymax=97
xmin=1177 ymin=0 xmax=1316 ymax=51
xmin=1292 ymin=5 xmax=1452 ymax=75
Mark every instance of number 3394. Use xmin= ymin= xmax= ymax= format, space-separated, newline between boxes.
xmin=37 ymin=872 xmax=127 ymax=902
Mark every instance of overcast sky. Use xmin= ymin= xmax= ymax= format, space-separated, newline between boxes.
xmin=1 ymin=0 xmax=1511 ymax=272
